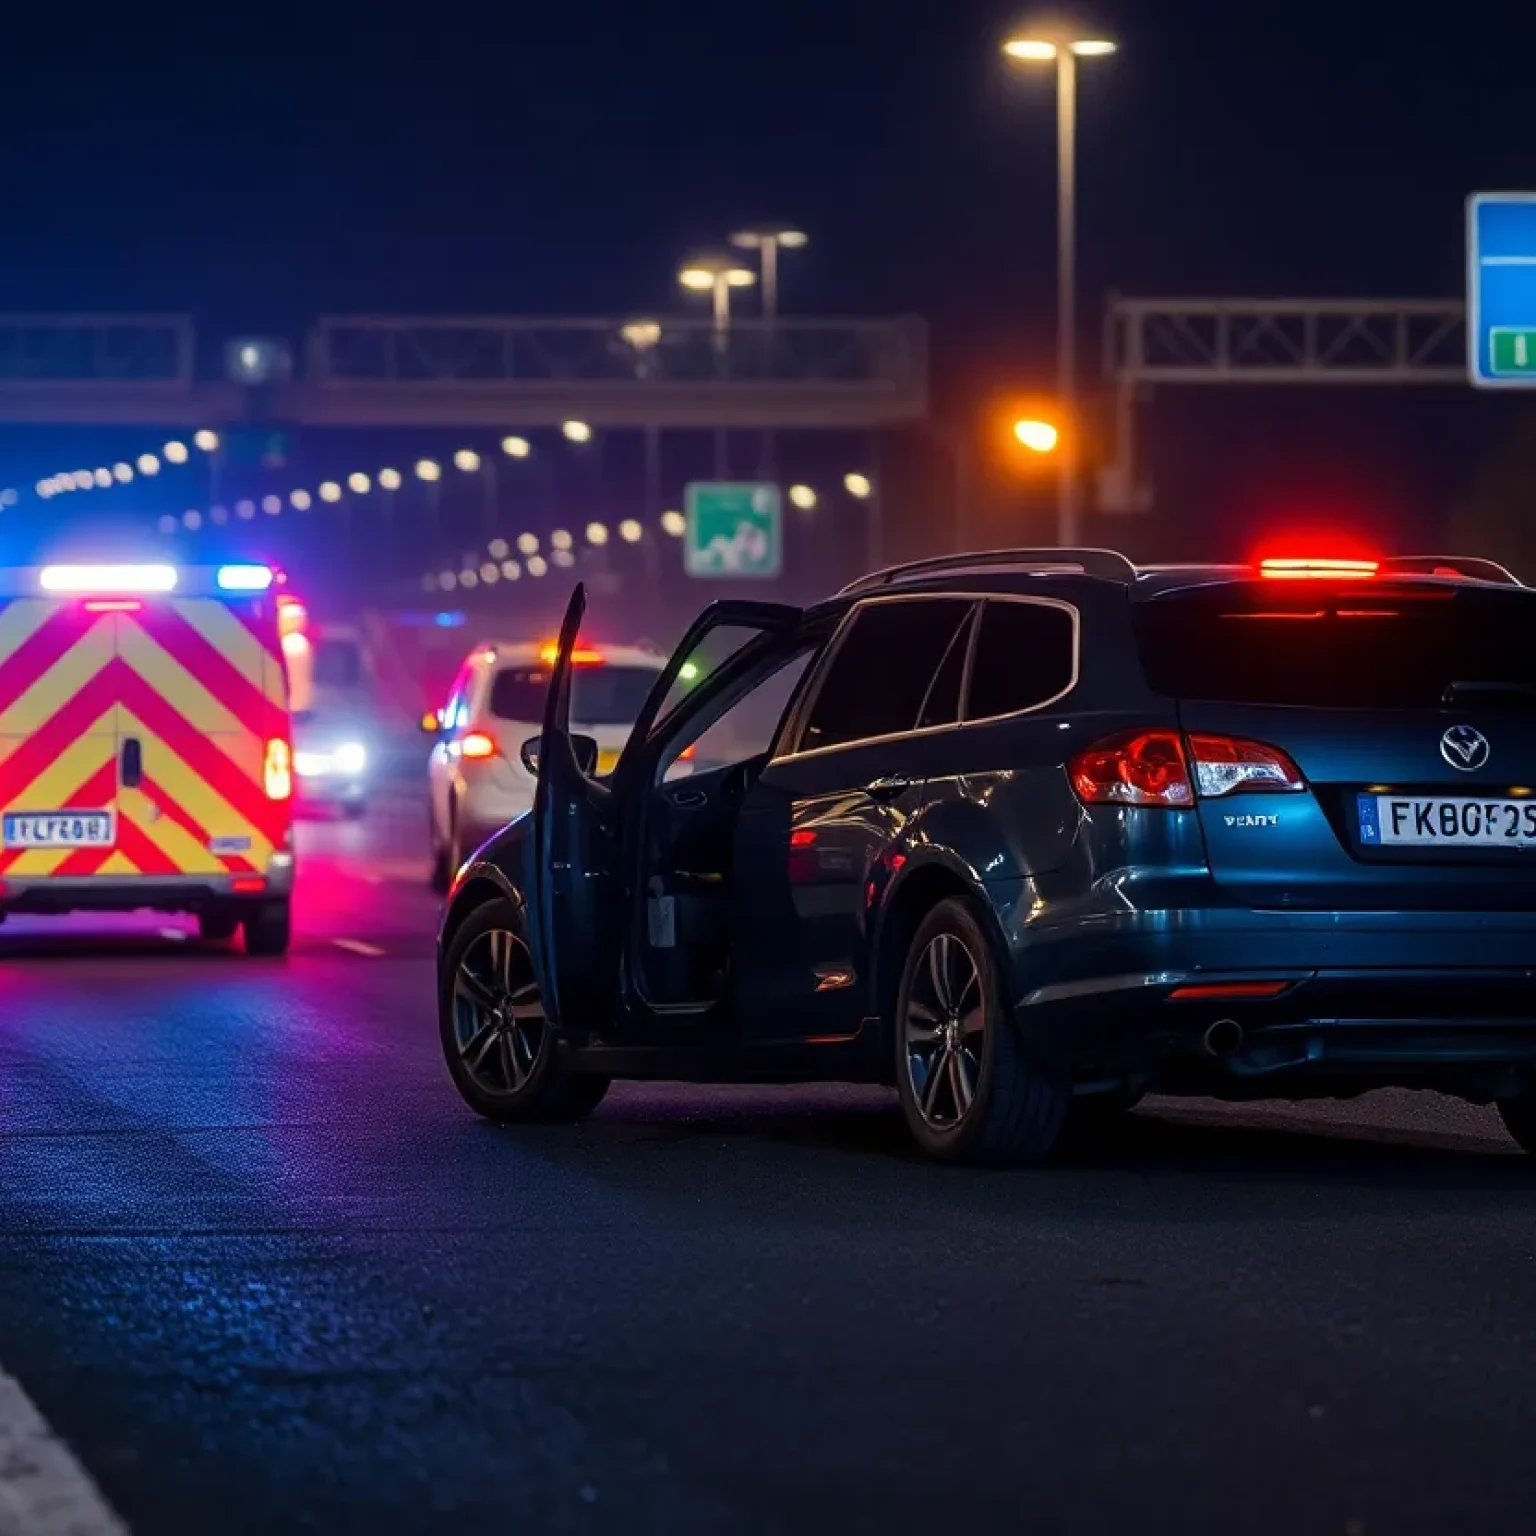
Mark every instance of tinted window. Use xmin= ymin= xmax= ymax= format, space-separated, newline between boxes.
xmin=917 ymin=609 xmax=973 ymax=729
xmin=1135 ymin=583 xmax=1536 ymax=708
xmin=314 ymin=639 xmax=363 ymax=689
xmin=965 ymin=601 xmax=1076 ymax=719
xmin=799 ymin=600 xmax=972 ymax=753
xmin=490 ymin=664 xmax=658 ymax=726
xmin=652 ymin=624 xmax=775 ymax=727
xmin=664 ymin=648 xmax=817 ymax=779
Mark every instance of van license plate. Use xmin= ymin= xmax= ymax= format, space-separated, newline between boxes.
xmin=2 ymin=811 xmax=116 ymax=849
xmin=1359 ymin=794 xmax=1536 ymax=848
xmin=596 ymin=749 xmax=620 ymax=775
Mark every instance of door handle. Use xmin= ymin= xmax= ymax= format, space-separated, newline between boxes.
xmin=865 ymin=773 xmax=913 ymax=801
xmin=120 ymin=737 xmax=143 ymax=789
xmin=670 ymin=788 xmax=708 ymax=810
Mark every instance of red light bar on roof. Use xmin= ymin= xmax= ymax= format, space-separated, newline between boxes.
xmin=1260 ymin=557 xmax=1378 ymax=580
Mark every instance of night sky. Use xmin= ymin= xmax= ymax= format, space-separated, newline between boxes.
xmin=3 ymin=1 xmax=1535 ymax=565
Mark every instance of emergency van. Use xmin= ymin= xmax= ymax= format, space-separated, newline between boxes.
xmin=0 ymin=562 xmax=295 ymax=954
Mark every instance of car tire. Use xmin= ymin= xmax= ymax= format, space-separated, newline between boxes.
xmin=243 ymin=900 xmax=292 ymax=958
xmin=894 ymin=896 xmax=1068 ymax=1166
xmin=439 ymin=896 xmax=611 ymax=1124
xmin=1497 ymin=1095 xmax=1536 ymax=1153
xmin=198 ymin=910 xmax=240 ymax=944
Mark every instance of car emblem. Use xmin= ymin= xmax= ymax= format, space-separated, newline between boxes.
xmin=1440 ymin=724 xmax=1491 ymax=772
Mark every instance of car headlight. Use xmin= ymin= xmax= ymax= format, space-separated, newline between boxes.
xmin=332 ymin=742 xmax=367 ymax=774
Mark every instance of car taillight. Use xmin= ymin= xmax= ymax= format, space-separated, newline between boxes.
xmin=460 ymin=731 xmax=498 ymax=760
xmin=1186 ymin=734 xmax=1304 ymax=797
xmin=1068 ymin=730 xmax=1193 ymax=807
xmin=264 ymin=739 xmax=292 ymax=801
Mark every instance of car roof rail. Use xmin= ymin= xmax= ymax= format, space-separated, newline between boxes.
xmin=1376 ymin=555 xmax=1522 ymax=586
xmin=837 ymin=547 xmax=1138 ymax=597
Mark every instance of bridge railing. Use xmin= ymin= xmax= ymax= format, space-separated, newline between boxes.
xmin=0 ymin=315 xmax=194 ymax=384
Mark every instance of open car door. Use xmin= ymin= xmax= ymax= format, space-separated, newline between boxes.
xmin=522 ymin=583 xmax=617 ymax=1030
xmin=524 ymin=586 xmax=805 ymax=1038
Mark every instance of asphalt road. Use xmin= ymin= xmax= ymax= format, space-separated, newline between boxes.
xmin=5 ymin=790 xmax=1536 ymax=1534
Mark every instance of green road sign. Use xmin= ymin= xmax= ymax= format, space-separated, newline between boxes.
xmin=684 ymin=483 xmax=782 ymax=578
xmin=1491 ymin=327 xmax=1536 ymax=377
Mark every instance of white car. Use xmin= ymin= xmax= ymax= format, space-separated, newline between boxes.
xmin=426 ymin=639 xmax=669 ymax=890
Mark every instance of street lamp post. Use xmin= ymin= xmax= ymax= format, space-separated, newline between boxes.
xmin=728 ymin=226 xmax=807 ymax=322
xmin=678 ymin=253 xmax=758 ymax=353
xmin=1003 ymin=29 xmax=1116 ymax=548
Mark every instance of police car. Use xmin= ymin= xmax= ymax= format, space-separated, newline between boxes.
xmin=0 ymin=563 xmax=295 ymax=953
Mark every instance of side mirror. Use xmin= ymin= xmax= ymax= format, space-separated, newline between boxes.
xmin=520 ymin=734 xmax=599 ymax=776
xmin=420 ymin=710 xmax=442 ymax=735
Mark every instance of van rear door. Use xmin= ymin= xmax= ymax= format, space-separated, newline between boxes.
xmin=1134 ymin=577 xmax=1536 ymax=911
xmin=114 ymin=595 xmax=291 ymax=878
xmin=0 ymin=597 xmax=122 ymax=880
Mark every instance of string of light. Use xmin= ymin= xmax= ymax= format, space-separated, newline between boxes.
xmin=35 ymin=431 xmax=219 ymax=500
xmin=423 ymin=512 xmax=688 ymax=591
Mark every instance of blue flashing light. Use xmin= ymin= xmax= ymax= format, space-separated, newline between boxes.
xmin=217 ymin=563 xmax=274 ymax=592
xmin=434 ymin=611 xmax=466 ymax=628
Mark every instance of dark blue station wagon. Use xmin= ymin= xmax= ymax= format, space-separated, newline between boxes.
xmin=435 ymin=548 xmax=1536 ymax=1163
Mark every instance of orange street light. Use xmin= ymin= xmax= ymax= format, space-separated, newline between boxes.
xmin=1013 ymin=418 xmax=1060 ymax=454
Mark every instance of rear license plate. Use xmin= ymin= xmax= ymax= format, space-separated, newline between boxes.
xmin=1358 ymin=794 xmax=1536 ymax=849
xmin=596 ymin=749 xmax=620 ymax=775
xmin=2 ymin=811 xmax=116 ymax=849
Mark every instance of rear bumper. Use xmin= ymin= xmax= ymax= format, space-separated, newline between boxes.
xmin=998 ymin=879 xmax=1536 ymax=1092
xmin=295 ymin=778 xmax=367 ymax=809
xmin=1 ymin=854 xmax=295 ymax=915
xmin=458 ymin=779 xmax=531 ymax=856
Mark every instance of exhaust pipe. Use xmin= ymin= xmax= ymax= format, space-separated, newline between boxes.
xmin=1202 ymin=1018 xmax=1245 ymax=1058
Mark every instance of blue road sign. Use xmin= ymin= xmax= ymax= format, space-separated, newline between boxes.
xmin=1468 ymin=193 xmax=1536 ymax=387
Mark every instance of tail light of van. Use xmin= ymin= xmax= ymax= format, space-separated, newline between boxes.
xmin=460 ymin=731 xmax=499 ymax=760
xmin=264 ymin=738 xmax=293 ymax=801
xmin=1069 ymin=730 xmax=1304 ymax=807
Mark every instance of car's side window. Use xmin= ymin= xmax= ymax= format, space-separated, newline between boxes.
xmin=651 ymin=624 xmax=771 ymax=731
xmin=915 ymin=605 xmax=976 ymax=731
xmin=964 ymin=600 xmax=1077 ymax=720
xmin=661 ymin=646 xmax=819 ymax=780
xmin=795 ymin=599 xmax=973 ymax=755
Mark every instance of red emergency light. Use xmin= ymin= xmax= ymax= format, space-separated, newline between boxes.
xmin=1259 ymin=557 xmax=1379 ymax=580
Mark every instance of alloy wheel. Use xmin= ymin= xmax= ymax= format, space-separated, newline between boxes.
xmin=904 ymin=931 xmax=986 ymax=1129
xmin=451 ymin=927 xmax=546 ymax=1094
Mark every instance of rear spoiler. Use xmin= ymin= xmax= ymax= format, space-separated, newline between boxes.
xmin=1375 ymin=556 xmax=1522 ymax=586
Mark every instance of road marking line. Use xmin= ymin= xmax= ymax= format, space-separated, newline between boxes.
xmin=0 ymin=1363 xmax=128 ymax=1534
xmin=332 ymin=938 xmax=386 ymax=958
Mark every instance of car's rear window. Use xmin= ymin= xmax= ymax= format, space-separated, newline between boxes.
xmin=1134 ymin=582 xmax=1536 ymax=709
xmin=315 ymin=639 xmax=363 ymax=689
xmin=489 ymin=664 xmax=657 ymax=726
